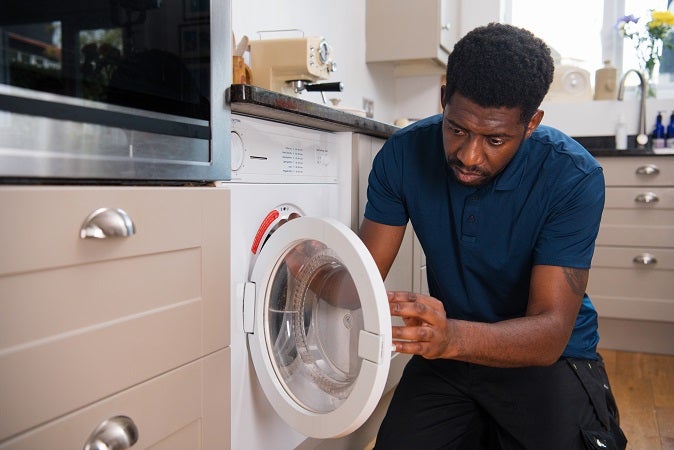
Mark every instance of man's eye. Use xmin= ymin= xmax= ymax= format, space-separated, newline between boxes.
xmin=452 ymin=128 xmax=465 ymax=135
xmin=489 ymin=138 xmax=505 ymax=146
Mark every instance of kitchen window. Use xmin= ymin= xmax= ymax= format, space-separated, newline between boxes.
xmin=505 ymin=0 xmax=672 ymax=97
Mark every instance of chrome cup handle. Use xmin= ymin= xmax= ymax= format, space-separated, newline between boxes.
xmin=83 ymin=415 xmax=139 ymax=450
xmin=632 ymin=253 xmax=658 ymax=266
xmin=80 ymin=208 xmax=136 ymax=239
xmin=635 ymin=164 xmax=660 ymax=176
xmin=634 ymin=192 xmax=659 ymax=204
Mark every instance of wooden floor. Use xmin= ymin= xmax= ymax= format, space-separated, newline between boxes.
xmin=600 ymin=349 xmax=674 ymax=450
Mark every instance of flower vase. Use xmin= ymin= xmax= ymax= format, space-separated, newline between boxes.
xmin=647 ymin=78 xmax=657 ymax=98
xmin=645 ymin=66 xmax=658 ymax=98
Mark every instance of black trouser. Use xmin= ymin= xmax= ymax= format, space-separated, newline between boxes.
xmin=374 ymin=355 xmax=627 ymax=450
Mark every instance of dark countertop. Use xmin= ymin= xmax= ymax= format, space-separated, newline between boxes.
xmin=228 ymin=84 xmax=398 ymax=139
xmin=573 ymin=136 xmax=673 ymax=157
xmin=589 ymin=148 xmax=673 ymax=157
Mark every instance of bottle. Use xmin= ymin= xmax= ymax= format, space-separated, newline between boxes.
xmin=594 ymin=60 xmax=617 ymax=100
xmin=667 ymin=111 xmax=674 ymax=148
xmin=652 ymin=111 xmax=666 ymax=149
xmin=615 ymin=114 xmax=628 ymax=150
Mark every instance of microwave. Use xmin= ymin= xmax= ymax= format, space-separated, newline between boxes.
xmin=0 ymin=0 xmax=231 ymax=183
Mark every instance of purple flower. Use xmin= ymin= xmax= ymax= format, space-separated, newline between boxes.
xmin=619 ymin=14 xmax=640 ymax=24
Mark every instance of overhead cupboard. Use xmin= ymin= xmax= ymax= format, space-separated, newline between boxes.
xmin=365 ymin=0 xmax=458 ymax=76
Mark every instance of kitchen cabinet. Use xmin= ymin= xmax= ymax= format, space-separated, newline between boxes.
xmin=354 ymin=133 xmax=415 ymax=293
xmin=353 ymin=133 xmax=428 ymax=296
xmin=0 ymin=186 xmax=230 ymax=447
xmin=366 ymin=0 xmax=458 ymax=76
xmin=588 ymin=157 xmax=674 ymax=354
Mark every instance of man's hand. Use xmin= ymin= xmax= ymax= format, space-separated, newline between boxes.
xmin=283 ymin=239 xmax=327 ymax=279
xmin=389 ymin=291 xmax=453 ymax=359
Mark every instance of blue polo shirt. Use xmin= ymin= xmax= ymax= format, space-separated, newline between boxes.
xmin=365 ymin=114 xmax=605 ymax=360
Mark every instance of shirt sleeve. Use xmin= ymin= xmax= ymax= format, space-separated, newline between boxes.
xmin=363 ymin=138 xmax=409 ymax=226
xmin=534 ymin=165 xmax=605 ymax=269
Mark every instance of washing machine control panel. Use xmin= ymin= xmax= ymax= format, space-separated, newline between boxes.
xmin=230 ymin=115 xmax=341 ymax=183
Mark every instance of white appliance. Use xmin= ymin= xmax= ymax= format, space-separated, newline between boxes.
xmin=218 ymin=115 xmax=406 ymax=449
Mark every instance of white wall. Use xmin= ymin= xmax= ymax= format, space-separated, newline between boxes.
xmin=542 ymin=97 xmax=674 ymax=137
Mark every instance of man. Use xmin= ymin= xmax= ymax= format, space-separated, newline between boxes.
xmin=361 ymin=23 xmax=627 ymax=449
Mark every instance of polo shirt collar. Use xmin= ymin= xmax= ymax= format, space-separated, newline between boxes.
xmin=492 ymin=138 xmax=530 ymax=191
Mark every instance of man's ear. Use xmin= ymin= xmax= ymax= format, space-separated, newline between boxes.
xmin=525 ymin=109 xmax=544 ymax=138
xmin=440 ymin=85 xmax=446 ymax=110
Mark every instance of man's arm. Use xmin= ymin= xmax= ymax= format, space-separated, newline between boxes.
xmin=389 ymin=264 xmax=586 ymax=367
xmin=358 ymin=218 xmax=408 ymax=281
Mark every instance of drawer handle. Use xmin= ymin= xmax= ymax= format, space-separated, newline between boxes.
xmin=83 ymin=415 xmax=139 ymax=450
xmin=635 ymin=164 xmax=660 ymax=176
xmin=634 ymin=192 xmax=660 ymax=204
xmin=80 ymin=208 xmax=136 ymax=239
xmin=632 ymin=253 xmax=658 ymax=266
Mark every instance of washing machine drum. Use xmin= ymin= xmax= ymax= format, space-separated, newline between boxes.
xmin=269 ymin=244 xmax=363 ymax=412
xmin=245 ymin=217 xmax=391 ymax=438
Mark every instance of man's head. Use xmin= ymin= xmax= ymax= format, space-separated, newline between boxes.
xmin=443 ymin=22 xmax=554 ymax=124
xmin=440 ymin=23 xmax=554 ymax=187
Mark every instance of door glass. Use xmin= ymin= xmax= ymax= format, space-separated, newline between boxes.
xmin=266 ymin=239 xmax=364 ymax=414
xmin=0 ymin=1 xmax=210 ymax=120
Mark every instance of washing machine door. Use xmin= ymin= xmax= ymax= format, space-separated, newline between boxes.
xmin=244 ymin=216 xmax=391 ymax=439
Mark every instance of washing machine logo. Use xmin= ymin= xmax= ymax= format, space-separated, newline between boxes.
xmin=342 ymin=312 xmax=353 ymax=329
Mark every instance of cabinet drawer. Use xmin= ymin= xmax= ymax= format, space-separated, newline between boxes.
xmin=605 ymin=186 xmax=674 ymax=209
xmin=597 ymin=187 xmax=674 ymax=247
xmin=592 ymin=246 xmax=674 ymax=271
xmin=0 ymin=187 xmax=230 ymax=441
xmin=588 ymin=247 xmax=674 ymax=322
xmin=597 ymin=156 xmax=674 ymax=186
xmin=0 ymin=348 xmax=230 ymax=449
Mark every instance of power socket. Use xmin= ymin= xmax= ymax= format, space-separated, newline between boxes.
xmin=362 ymin=98 xmax=374 ymax=118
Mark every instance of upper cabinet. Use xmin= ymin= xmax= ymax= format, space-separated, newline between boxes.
xmin=366 ymin=0 xmax=458 ymax=76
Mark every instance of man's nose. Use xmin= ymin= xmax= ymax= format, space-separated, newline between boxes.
xmin=456 ymin=137 xmax=484 ymax=167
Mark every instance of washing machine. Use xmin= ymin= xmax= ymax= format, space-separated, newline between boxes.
xmin=218 ymin=115 xmax=403 ymax=449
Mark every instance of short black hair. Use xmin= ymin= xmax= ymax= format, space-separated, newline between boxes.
xmin=444 ymin=23 xmax=554 ymax=123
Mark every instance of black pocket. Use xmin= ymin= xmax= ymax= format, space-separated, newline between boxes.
xmin=581 ymin=419 xmax=627 ymax=449
xmin=581 ymin=428 xmax=615 ymax=449
xmin=568 ymin=357 xmax=627 ymax=449
xmin=567 ymin=358 xmax=612 ymax=428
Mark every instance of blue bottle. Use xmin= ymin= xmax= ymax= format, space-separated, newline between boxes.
xmin=667 ymin=111 xmax=674 ymax=148
xmin=652 ymin=111 xmax=665 ymax=149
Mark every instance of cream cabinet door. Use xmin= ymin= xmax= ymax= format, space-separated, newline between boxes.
xmin=0 ymin=186 xmax=229 ymax=442
xmin=0 ymin=348 xmax=230 ymax=450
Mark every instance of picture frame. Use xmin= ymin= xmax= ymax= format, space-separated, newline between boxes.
xmin=183 ymin=0 xmax=209 ymax=21
xmin=179 ymin=23 xmax=210 ymax=59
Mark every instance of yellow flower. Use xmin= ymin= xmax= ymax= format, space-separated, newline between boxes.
xmin=649 ymin=10 xmax=674 ymax=29
xmin=619 ymin=9 xmax=674 ymax=82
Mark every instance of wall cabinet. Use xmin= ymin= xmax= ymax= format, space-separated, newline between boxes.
xmin=366 ymin=0 xmax=458 ymax=76
xmin=0 ymin=186 xmax=230 ymax=447
xmin=588 ymin=157 xmax=674 ymax=354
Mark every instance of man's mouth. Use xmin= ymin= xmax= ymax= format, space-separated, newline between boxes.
xmin=449 ymin=163 xmax=487 ymax=184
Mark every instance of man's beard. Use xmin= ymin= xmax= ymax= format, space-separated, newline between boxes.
xmin=446 ymin=157 xmax=491 ymax=186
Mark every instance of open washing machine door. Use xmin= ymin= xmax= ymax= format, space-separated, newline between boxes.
xmin=242 ymin=216 xmax=391 ymax=439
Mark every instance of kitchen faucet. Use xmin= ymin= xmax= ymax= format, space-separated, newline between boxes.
xmin=617 ymin=69 xmax=649 ymax=148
